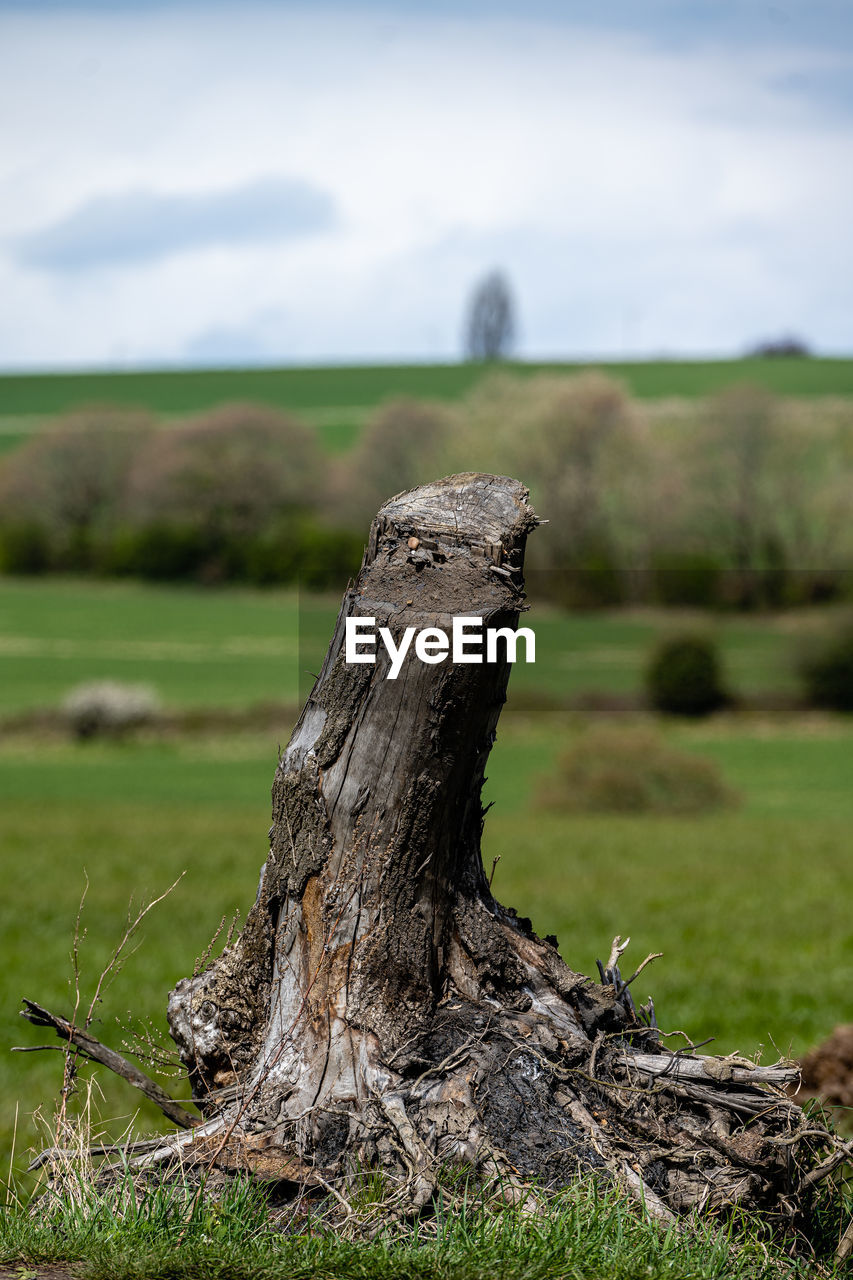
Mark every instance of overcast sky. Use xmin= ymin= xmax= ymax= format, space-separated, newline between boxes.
xmin=1 ymin=0 xmax=851 ymax=370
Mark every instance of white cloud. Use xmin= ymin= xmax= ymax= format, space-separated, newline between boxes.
xmin=0 ymin=5 xmax=851 ymax=367
xmin=15 ymin=177 xmax=336 ymax=270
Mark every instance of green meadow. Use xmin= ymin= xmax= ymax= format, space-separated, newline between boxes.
xmin=4 ymin=358 xmax=853 ymax=418
xmin=2 ymin=355 xmax=853 ymax=459
xmin=2 ymin=576 xmax=853 ymax=1189
xmin=3 ymin=721 xmax=853 ymax=1178
xmin=0 ymin=576 xmax=822 ymax=715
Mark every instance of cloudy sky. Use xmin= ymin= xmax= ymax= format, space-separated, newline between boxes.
xmin=1 ymin=0 xmax=851 ymax=370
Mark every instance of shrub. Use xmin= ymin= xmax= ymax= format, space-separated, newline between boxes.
xmin=651 ymin=552 xmax=723 ymax=608
xmin=285 ymin=521 xmax=363 ymax=590
xmin=646 ymin=634 xmax=728 ymax=717
xmin=329 ymin=398 xmax=452 ymax=531
xmin=537 ymin=725 xmax=737 ymax=815
xmin=533 ymin=551 xmax=626 ymax=609
xmin=0 ymin=520 xmax=52 ymax=573
xmin=62 ymin=681 xmax=161 ymax=740
xmin=0 ymin=407 xmax=153 ymax=569
xmin=798 ymin=619 xmax=853 ymax=711
xmin=125 ymin=404 xmax=323 ymax=542
xmin=244 ymin=518 xmax=363 ymax=588
xmin=102 ymin=523 xmax=210 ymax=580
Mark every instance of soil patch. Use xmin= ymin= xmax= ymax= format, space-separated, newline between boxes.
xmin=793 ymin=1023 xmax=853 ymax=1110
xmin=0 ymin=1266 xmax=81 ymax=1280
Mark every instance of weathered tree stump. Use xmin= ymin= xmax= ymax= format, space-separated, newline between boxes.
xmin=21 ymin=474 xmax=847 ymax=1238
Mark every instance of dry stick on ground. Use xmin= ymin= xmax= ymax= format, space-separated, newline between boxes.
xmin=20 ymin=473 xmax=853 ymax=1245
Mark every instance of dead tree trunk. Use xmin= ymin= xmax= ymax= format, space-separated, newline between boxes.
xmin=154 ymin=475 xmax=830 ymax=1222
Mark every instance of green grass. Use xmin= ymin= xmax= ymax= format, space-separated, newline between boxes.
xmin=0 ymin=417 xmax=46 ymax=457
xmin=2 ymin=713 xmax=852 ymax=1177
xmin=509 ymin=605 xmax=811 ymax=702
xmin=0 ymin=578 xmax=305 ymax=711
xmin=489 ymin=713 xmax=853 ymax=1054
xmin=2 ymin=576 xmax=852 ymax=1272
xmin=2 ymin=1170 xmax=826 ymax=1280
xmin=492 ymin=710 xmax=853 ymax=820
xmin=1 ymin=356 xmax=852 ymax=422
xmin=0 ymin=577 xmax=828 ymax=715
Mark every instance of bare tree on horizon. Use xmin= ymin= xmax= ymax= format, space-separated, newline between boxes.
xmin=464 ymin=269 xmax=516 ymax=361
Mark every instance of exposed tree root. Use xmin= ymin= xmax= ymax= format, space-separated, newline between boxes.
xmin=23 ymin=935 xmax=850 ymax=1251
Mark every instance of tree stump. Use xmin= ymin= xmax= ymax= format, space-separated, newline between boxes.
xmin=23 ymin=473 xmax=844 ymax=1235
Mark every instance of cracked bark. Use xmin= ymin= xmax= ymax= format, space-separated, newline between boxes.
xmin=161 ymin=473 xmax=834 ymax=1231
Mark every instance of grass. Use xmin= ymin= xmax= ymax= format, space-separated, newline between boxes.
xmin=0 ymin=576 xmax=829 ymax=715
xmin=0 ymin=416 xmax=49 ymax=458
xmin=2 ymin=576 xmax=853 ymax=1273
xmin=1 ymin=356 xmax=852 ymax=423
xmin=2 ymin=713 xmax=853 ymax=1175
xmin=0 ymin=578 xmax=305 ymax=712
xmin=2 ymin=1167 xmax=829 ymax=1280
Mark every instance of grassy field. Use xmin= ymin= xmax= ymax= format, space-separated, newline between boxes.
xmin=3 ymin=717 xmax=853 ymax=1178
xmin=0 ymin=577 xmax=306 ymax=711
xmin=1 ymin=356 xmax=852 ymax=460
xmin=0 ymin=576 xmax=828 ymax=716
xmin=3 ymin=357 xmax=853 ymax=418
xmin=2 ymin=715 xmax=853 ymax=1199
xmin=2 ymin=575 xmax=853 ymax=1270
xmin=2 ymin=580 xmax=853 ymax=1162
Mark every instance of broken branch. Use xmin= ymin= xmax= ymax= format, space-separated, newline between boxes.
xmin=18 ymin=998 xmax=198 ymax=1130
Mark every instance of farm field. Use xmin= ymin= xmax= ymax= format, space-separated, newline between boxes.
xmin=1 ymin=356 xmax=853 ymax=459
xmin=2 ymin=575 xmax=853 ymax=1185
xmin=0 ymin=576 xmax=829 ymax=716
xmin=3 ymin=357 xmax=853 ymax=418
xmin=0 ymin=577 xmax=307 ymax=712
xmin=2 ymin=717 xmax=853 ymax=1179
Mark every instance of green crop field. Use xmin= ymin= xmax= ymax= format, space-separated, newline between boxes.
xmin=3 ymin=358 xmax=853 ymax=418
xmin=2 ymin=575 xmax=853 ymax=1189
xmin=1 ymin=355 xmax=852 ymax=457
xmin=0 ymin=576 xmax=829 ymax=716
xmin=0 ymin=577 xmax=306 ymax=712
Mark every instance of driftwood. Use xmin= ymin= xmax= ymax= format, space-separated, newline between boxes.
xmin=19 ymin=473 xmax=850 ymax=1245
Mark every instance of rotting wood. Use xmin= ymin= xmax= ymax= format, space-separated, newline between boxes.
xmin=19 ymin=474 xmax=851 ymax=1246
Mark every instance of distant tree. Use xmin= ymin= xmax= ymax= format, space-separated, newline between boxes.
xmin=0 ymin=406 xmax=153 ymax=567
xmin=442 ymin=370 xmax=642 ymax=574
xmin=693 ymin=383 xmax=779 ymax=580
xmin=464 ymin=270 xmax=516 ymax=361
xmin=748 ymin=335 xmax=811 ymax=358
xmin=125 ymin=403 xmax=322 ymax=539
xmin=330 ymin=398 xmax=452 ymax=529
